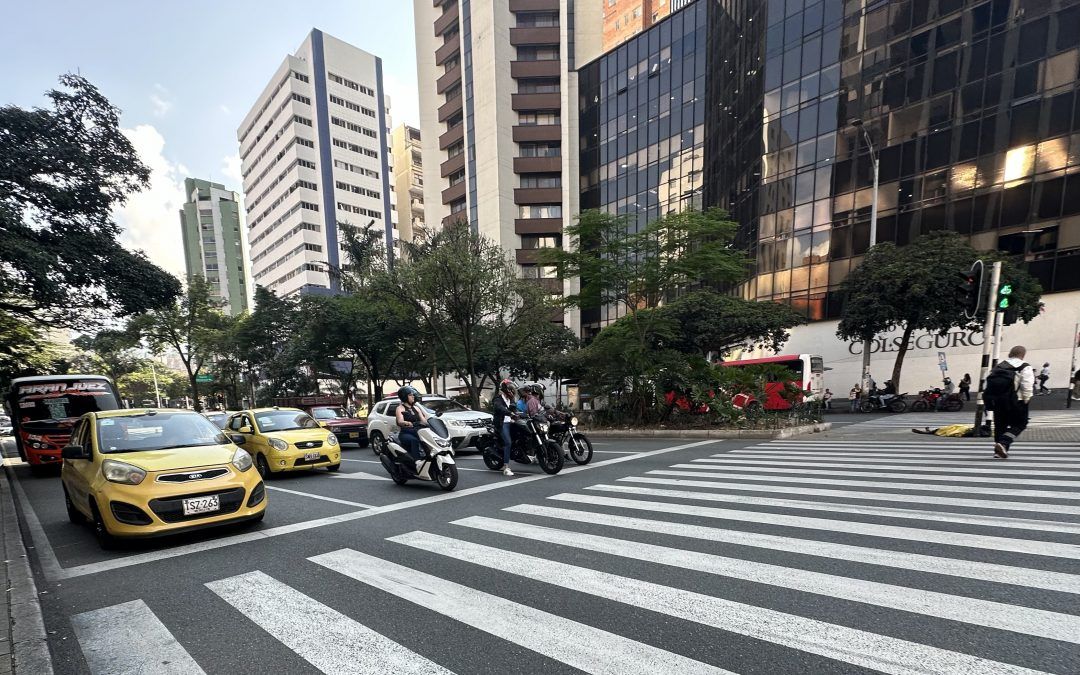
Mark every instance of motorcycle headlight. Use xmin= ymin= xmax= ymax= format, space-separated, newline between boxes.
xmin=537 ymin=422 xmax=549 ymax=433
xmin=570 ymin=416 xmax=579 ymax=426
xmin=232 ymin=448 xmax=253 ymax=472
xmin=326 ymin=433 xmax=338 ymax=447
xmin=102 ymin=459 xmax=146 ymax=485
xmin=267 ymin=437 xmax=288 ymax=451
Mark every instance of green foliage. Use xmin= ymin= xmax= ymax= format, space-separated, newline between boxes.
xmin=115 ymin=366 xmax=183 ymax=405
xmin=659 ymin=292 xmax=806 ymax=357
xmin=70 ymin=329 xmax=146 ymax=381
xmin=837 ymin=231 xmax=1044 ymax=389
xmin=0 ymin=74 xmax=180 ymax=329
xmin=0 ymin=314 xmax=69 ymax=393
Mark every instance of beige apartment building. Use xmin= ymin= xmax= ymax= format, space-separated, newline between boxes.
xmin=390 ymin=124 xmax=426 ymax=245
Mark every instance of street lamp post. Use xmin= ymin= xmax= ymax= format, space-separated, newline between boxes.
xmin=852 ymin=118 xmax=879 ymax=399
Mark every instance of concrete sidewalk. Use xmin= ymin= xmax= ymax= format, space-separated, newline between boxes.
xmin=0 ymin=466 xmax=52 ymax=675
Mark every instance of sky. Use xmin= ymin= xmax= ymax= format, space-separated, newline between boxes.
xmin=1 ymin=0 xmax=420 ymax=278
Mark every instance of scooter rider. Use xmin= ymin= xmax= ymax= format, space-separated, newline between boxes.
xmin=395 ymin=386 xmax=428 ymax=464
xmin=493 ymin=379 xmax=517 ymax=477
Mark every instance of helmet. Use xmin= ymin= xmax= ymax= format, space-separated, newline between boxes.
xmin=530 ymin=384 xmax=544 ymax=396
xmin=499 ymin=379 xmax=515 ymax=395
xmin=397 ymin=386 xmax=420 ymax=403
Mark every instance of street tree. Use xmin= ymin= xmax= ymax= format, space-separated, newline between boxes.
xmin=128 ymin=276 xmax=228 ymax=411
xmin=234 ymin=287 xmax=307 ymax=404
xmin=659 ymin=291 xmax=805 ymax=358
xmin=836 ymin=231 xmax=1043 ymax=390
xmin=116 ymin=365 xmax=183 ymax=406
xmin=0 ymin=74 xmax=179 ymax=333
xmin=0 ymin=314 xmax=69 ymax=392
xmin=70 ymin=329 xmax=147 ymax=382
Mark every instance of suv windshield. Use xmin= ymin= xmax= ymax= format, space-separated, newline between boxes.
xmin=254 ymin=410 xmax=319 ymax=432
xmin=311 ymin=407 xmax=347 ymax=419
xmin=421 ymin=399 xmax=468 ymax=414
xmin=97 ymin=412 xmax=227 ymax=454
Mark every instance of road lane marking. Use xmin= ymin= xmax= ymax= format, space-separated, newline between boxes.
xmin=5 ymin=466 xmax=63 ymax=581
xmin=689 ymin=460 xmax=1080 ymax=483
xmin=26 ymin=440 xmax=720 ymax=580
xmin=452 ymin=516 xmax=1080 ymax=643
xmin=340 ymin=458 xmax=501 ymax=472
xmin=594 ymin=482 xmax=1080 ymax=532
xmin=593 ymin=450 xmax=640 ymax=454
xmin=71 ymin=599 xmax=205 ymax=674
xmin=547 ymin=493 xmax=1080 ymax=559
xmin=725 ymin=453 xmax=1080 ymax=464
xmin=265 ymin=486 xmax=375 ymax=509
xmin=207 ymin=570 xmax=452 ymax=674
xmin=502 ymin=503 xmax=1080 ymax=594
xmin=650 ymin=469 xmax=1080 ymax=500
xmin=310 ymin=547 xmax=727 ymax=675
xmin=391 ymin=531 xmax=1048 ymax=675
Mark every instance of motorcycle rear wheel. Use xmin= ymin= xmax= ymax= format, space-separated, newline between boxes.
xmin=482 ymin=451 xmax=504 ymax=470
xmin=911 ymin=400 xmax=929 ymax=412
xmin=859 ymin=399 xmax=875 ymax=413
xmin=537 ymin=440 xmax=564 ymax=475
xmin=568 ymin=433 xmax=593 ymax=465
xmin=888 ymin=399 xmax=908 ymax=413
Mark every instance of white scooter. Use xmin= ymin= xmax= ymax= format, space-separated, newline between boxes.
xmin=379 ymin=417 xmax=458 ymax=491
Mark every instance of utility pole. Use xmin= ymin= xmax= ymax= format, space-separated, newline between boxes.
xmin=852 ymin=118 xmax=879 ymax=399
xmin=150 ymin=361 xmax=162 ymax=408
xmin=1068 ymin=322 xmax=1078 ymax=410
xmin=973 ymin=261 xmax=1002 ymax=435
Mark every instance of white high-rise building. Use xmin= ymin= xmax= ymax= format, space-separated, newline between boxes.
xmin=238 ymin=29 xmax=396 ymax=297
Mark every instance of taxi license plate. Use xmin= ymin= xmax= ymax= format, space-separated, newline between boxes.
xmin=304 ymin=452 xmax=321 ymax=461
xmin=182 ymin=495 xmax=220 ymax=516
xmin=348 ymin=432 xmax=359 ymax=439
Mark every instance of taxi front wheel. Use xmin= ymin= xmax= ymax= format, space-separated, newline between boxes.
xmin=63 ymin=486 xmax=84 ymax=524
xmin=256 ymin=454 xmax=271 ymax=479
xmin=90 ymin=500 xmax=117 ymax=550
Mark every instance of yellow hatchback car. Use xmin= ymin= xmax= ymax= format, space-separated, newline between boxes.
xmin=60 ymin=409 xmax=266 ymax=548
xmin=226 ymin=408 xmax=341 ymax=478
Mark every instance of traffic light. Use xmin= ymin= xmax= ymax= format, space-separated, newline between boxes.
xmin=956 ymin=262 xmax=983 ymax=318
xmin=998 ymin=281 xmax=1019 ymax=325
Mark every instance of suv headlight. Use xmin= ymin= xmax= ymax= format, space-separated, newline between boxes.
xmin=326 ymin=433 xmax=338 ymax=447
xmin=232 ymin=448 xmax=253 ymax=472
xmin=267 ymin=437 xmax=288 ymax=451
xmin=446 ymin=419 xmax=465 ymax=427
xmin=102 ymin=459 xmax=147 ymax=485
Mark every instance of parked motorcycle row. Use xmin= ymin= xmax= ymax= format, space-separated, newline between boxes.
xmin=378 ymin=406 xmax=591 ymax=492
xmin=856 ymin=388 xmax=966 ymax=414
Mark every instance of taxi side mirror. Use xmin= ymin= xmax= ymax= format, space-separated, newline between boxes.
xmin=318 ymin=421 xmax=329 ymax=428
xmin=238 ymin=426 xmax=253 ymax=434
xmin=61 ymin=445 xmax=90 ymax=460
xmin=229 ymin=434 xmax=246 ymax=445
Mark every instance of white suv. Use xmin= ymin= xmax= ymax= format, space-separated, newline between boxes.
xmin=367 ymin=395 xmax=493 ymax=454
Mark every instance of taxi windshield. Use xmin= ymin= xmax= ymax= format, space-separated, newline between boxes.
xmin=97 ymin=413 xmax=228 ymax=454
xmin=311 ymin=407 xmax=347 ymax=419
xmin=255 ymin=410 xmax=319 ymax=432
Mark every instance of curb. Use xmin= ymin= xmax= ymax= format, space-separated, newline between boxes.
xmin=581 ymin=422 xmax=831 ymax=440
xmin=0 ymin=467 xmax=53 ymax=675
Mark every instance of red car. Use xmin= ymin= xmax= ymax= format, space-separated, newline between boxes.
xmin=309 ymin=406 xmax=368 ymax=447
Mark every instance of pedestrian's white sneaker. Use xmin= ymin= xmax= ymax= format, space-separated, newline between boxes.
xmin=502 ymin=466 xmax=514 ymax=477
xmin=993 ymin=442 xmax=1008 ymax=459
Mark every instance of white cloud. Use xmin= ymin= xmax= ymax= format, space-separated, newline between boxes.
xmin=221 ymin=154 xmax=243 ymax=189
xmin=219 ymin=103 xmax=232 ymax=115
xmin=150 ymin=83 xmax=173 ymax=117
xmin=114 ymin=125 xmax=187 ymax=280
xmin=383 ymin=72 xmax=419 ymax=129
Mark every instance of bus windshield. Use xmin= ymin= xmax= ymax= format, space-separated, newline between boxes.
xmin=14 ymin=380 xmax=119 ymax=426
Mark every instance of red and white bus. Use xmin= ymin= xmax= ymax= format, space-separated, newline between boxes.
xmin=720 ymin=354 xmax=824 ymax=410
xmin=5 ymin=375 xmax=122 ymax=468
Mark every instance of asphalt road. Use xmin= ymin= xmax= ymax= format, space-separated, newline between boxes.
xmin=3 ymin=429 xmax=1079 ymax=674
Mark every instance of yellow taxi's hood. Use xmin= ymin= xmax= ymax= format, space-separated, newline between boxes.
xmin=102 ymin=444 xmax=238 ymax=472
xmin=270 ymin=428 xmax=332 ymax=444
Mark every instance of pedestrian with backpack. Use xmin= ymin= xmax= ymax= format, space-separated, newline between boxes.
xmin=982 ymin=345 xmax=1035 ymax=459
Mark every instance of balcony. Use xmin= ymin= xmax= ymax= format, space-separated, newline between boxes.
xmin=511 ymin=92 xmax=561 ymax=111
xmin=515 ymin=217 xmax=562 ymax=234
xmin=435 ymin=36 xmax=460 ymax=65
xmin=513 ymin=156 xmax=561 ymax=173
xmin=433 ymin=3 xmax=459 ymax=36
xmin=514 ymin=187 xmax=562 ymax=204
xmin=510 ymin=60 xmax=560 ymax=78
xmin=437 ymin=95 xmax=463 ymax=123
xmin=439 ymin=123 xmax=464 ymax=150
xmin=509 ymin=0 xmax=559 ymax=10
xmin=443 ymin=212 xmax=468 ymax=228
xmin=436 ymin=65 xmax=461 ymax=94
xmin=512 ymin=124 xmax=561 ymax=142
xmin=526 ymin=277 xmax=562 ymax=294
xmin=509 ymin=26 xmax=561 ymax=46
xmin=440 ymin=152 xmax=465 ymax=177
xmin=442 ymin=181 xmax=467 ymax=204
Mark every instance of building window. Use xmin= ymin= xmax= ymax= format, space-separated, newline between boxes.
xmin=517 ymin=79 xmax=561 ymax=94
xmin=519 ymin=204 xmax=562 ymax=219
xmin=449 ymin=199 xmax=467 ymax=214
xmin=520 ymin=264 xmax=558 ymax=278
xmin=518 ymin=111 xmax=561 ymax=126
xmin=517 ymin=12 xmax=559 ymax=27
xmin=516 ymin=46 xmax=560 ymax=62
xmin=519 ymin=142 xmax=561 ymax=157
xmin=520 ymin=235 xmax=561 ymax=249
xmin=520 ymin=174 xmax=562 ymax=188
xmin=448 ymin=170 xmax=466 ymax=187
xmin=446 ymin=141 xmax=465 ymax=158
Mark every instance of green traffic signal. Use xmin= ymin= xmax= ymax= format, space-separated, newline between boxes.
xmin=999 ymin=297 xmax=1010 ymax=309
xmin=999 ymin=284 xmax=1012 ymax=296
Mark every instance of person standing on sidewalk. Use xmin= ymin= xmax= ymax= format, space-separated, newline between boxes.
xmin=848 ymin=385 xmax=861 ymax=412
xmin=959 ymin=373 xmax=972 ymax=401
xmin=1038 ymin=362 xmax=1050 ymax=395
xmin=982 ymin=345 xmax=1035 ymax=459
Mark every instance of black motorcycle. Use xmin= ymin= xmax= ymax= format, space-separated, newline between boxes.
xmin=859 ymin=391 xmax=908 ymax=413
xmin=547 ymin=410 xmax=593 ymax=465
xmin=477 ymin=414 xmax=564 ymax=474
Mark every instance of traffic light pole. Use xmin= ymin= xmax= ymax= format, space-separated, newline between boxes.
xmin=973 ymin=261 xmax=1002 ymax=435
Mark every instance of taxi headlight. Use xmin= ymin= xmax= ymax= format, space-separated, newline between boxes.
xmin=102 ymin=459 xmax=146 ymax=485
xmin=232 ymin=448 xmax=253 ymax=472
xmin=570 ymin=416 xmax=579 ymax=426
xmin=326 ymin=433 xmax=338 ymax=447
xmin=267 ymin=437 xmax=288 ymax=451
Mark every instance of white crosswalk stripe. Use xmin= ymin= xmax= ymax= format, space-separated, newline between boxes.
xmin=68 ymin=437 xmax=1079 ymax=674
xmin=839 ymin=410 xmax=1080 ymax=430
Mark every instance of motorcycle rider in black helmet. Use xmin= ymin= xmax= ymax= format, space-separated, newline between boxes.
xmin=395 ymin=386 xmax=428 ymax=462
xmin=493 ymin=379 xmax=517 ymax=477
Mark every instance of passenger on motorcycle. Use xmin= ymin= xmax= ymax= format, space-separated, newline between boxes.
xmin=515 ymin=387 xmax=529 ymax=414
xmin=525 ymin=385 xmax=542 ymax=416
xmin=493 ymin=380 xmax=517 ymax=477
xmin=395 ymin=386 xmax=428 ymax=461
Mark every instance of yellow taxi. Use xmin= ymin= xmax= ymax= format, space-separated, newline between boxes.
xmin=226 ymin=408 xmax=341 ymax=478
xmin=60 ymin=409 xmax=266 ymax=548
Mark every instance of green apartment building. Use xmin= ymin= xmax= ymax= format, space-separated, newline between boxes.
xmin=178 ymin=178 xmax=250 ymax=315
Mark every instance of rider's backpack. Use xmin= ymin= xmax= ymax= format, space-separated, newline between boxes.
xmin=982 ymin=361 xmax=1028 ymax=411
